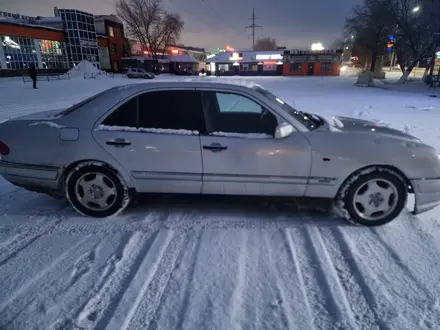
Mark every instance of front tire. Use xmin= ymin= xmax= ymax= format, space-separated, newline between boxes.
xmin=65 ymin=164 xmax=131 ymax=218
xmin=337 ymin=170 xmax=407 ymax=226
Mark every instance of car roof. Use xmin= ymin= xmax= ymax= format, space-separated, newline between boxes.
xmin=109 ymin=80 xmax=260 ymax=96
xmin=60 ymin=80 xmax=265 ymax=126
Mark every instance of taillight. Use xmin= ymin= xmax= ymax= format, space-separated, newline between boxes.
xmin=0 ymin=141 xmax=10 ymax=155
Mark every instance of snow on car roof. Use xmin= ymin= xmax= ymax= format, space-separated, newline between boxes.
xmin=178 ymin=77 xmax=266 ymax=90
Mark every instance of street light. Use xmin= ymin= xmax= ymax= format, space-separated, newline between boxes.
xmin=412 ymin=5 xmax=420 ymax=13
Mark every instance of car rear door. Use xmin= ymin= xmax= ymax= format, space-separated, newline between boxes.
xmin=198 ymin=88 xmax=312 ymax=197
xmin=93 ymin=88 xmax=206 ymax=193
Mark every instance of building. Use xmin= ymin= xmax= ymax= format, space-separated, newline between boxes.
xmin=206 ymin=50 xmax=284 ymax=76
xmin=121 ymin=53 xmax=200 ymax=74
xmin=94 ymin=14 xmax=128 ymax=72
xmin=0 ymin=11 xmax=69 ymax=73
xmin=129 ymin=42 xmax=208 ymax=62
xmin=282 ymin=49 xmax=343 ymax=76
xmin=54 ymin=7 xmax=100 ymax=68
xmin=0 ymin=9 xmax=129 ymax=74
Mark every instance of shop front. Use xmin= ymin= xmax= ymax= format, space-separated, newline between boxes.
xmin=0 ymin=20 xmax=69 ymax=75
xmin=206 ymin=51 xmax=283 ymax=76
xmin=282 ymin=50 xmax=343 ymax=76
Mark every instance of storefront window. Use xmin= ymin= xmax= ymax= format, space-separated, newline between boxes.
xmin=39 ymin=40 xmax=68 ymax=69
xmin=321 ymin=63 xmax=334 ymax=72
xmin=290 ymin=63 xmax=302 ymax=72
xmin=1 ymin=36 xmax=38 ymax=69
xmin=218 ymin=64 xmax=230 ymax=72
xmin=263 ymin=63 xmax=276 ymax=71
xmin=240 ymin=64 xmax=257 ymax=72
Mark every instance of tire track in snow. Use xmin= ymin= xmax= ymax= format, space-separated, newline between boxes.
xmin=172 ymin=232 xmax=204 ymax=329
xmin=228 ymin=231 xmax=247 ymax=330
xmin=370 ymin=226 xmax=440 ymax=327
xmin=371 ymin=227 xmax=435 ymax=299
xmin=74 ymin=229 xmax=165 ymax=329
xmin=296 ymin=226 xmax=358 ymax=329
xmin=340 ymin=221 xmax=440 ymax=328
xmin=0 ymin=217 xmax=63 ymax=267
xmin=118 ymin=231 xmax=190 ymax=330
xmin=4 ymin=237 xmax=105 ymax=329
xmin=38 ymin=234 xmax=132 ymax=330
xmin=261 ymin=231 xmax=298 ymax=330
xmin=0 ymin=210 xmax=164 ymax=237
xmin=282 ymin=229 xmax=315 ymax=330
xmin=320 ymin=227 xmax=396 ymax=329
xmin=0 ymin=235 xmax=94 ymax=325
xmin=0 ymin=187 xmax=21 ymax=200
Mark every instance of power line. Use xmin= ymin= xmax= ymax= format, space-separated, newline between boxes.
xmin=199 ymin=0 xmax=239 ymax=33
xmin=245 ymin=7 xmax=263 ymax=49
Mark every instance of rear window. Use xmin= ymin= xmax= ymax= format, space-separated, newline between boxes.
xmin=55 ymin=89 xmax=111 ymax=117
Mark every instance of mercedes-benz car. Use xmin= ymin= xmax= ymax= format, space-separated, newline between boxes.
xmin=1 ymin=81 xmax=439 ymax=226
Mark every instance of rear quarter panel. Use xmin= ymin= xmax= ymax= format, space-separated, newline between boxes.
xmin=0 ymin=119 xmax=136 ymax=189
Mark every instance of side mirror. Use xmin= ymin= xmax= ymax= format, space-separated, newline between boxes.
xmin=275 ymin=122 xmax=294 ymax=139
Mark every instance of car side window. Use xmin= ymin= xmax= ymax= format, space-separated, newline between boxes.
xmin=138 ymin=90 xmax=206 ymax=133
xmin=101 ymin=97 xmax=137 ymax=127
xmin=216 ymin=93 xmax=262 ymax=113
xmin=202 ymin=91 xmax=278 ymax=137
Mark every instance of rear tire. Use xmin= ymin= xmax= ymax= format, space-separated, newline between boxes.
xmin=337 ymin=170 xmax=407 ymax=226
xmin=65 ymin=164 xmax=131 ymax=218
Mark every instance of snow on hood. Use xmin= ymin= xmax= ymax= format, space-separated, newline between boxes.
xmin=310 ymin=113 xmax=420 ymax=141
xmin=333 ymin=115 xmax=421 ymax=142
xmin=312 ymin=113 xmax=344 ymax=132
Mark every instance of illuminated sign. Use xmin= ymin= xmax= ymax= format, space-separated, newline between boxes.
xmin=230 ymin=52 xmax=242 ymax=61
xmin=255 ymin=54 xmax=283 ymax=60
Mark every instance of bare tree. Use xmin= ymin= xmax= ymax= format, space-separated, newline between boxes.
xmin=116 ymin=0 xmax=184 ymax=59
xmin=385 ymin=0 xmax=439 ymax=82
xmin=253 ymin=37 xmax=278 ymax=51
xmin=345 ymin=0 xmax=393 ymax=74
xmin=330 ymin=38 xmax=347 ymax=50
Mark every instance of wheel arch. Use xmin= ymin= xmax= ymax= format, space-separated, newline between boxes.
xmin=336 ymin=164 xmax=413 ymax=200
xmin=60 ymin=159 xmax=135 ymax=191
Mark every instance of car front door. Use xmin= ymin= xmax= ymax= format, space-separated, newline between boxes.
xmin=93 ymin=89 xmax=206 ymax=193
xmin=199 ymin=89 xmax=312 ymax=197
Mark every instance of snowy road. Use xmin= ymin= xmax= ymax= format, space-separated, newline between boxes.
xmin=1 ymin=75 xmax=440 ymax=329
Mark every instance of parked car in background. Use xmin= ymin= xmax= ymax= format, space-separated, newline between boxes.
xmin=126 ymin=68 xmax=155 ymax=79
xmin=1 ymin=81 xmax=440 ymax=226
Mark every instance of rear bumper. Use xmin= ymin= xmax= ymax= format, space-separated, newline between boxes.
xmin=0 ymin=160 xmax=61 ymax=191
xmin=411 ymin=178 xmax=440 ymax=215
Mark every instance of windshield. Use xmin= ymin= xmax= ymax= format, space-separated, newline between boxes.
xmin=253 ymin=86 xmax=321 ymax=130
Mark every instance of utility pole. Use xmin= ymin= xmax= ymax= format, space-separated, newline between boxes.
xmin=245 ymin=7 xmax=262 ymax=49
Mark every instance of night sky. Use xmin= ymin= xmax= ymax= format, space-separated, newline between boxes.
xmin=2 ymin=0 xmax=362 ymax=52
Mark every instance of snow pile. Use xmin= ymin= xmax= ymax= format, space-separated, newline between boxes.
xmin=67 ymin=61 xmax=106 ymax=79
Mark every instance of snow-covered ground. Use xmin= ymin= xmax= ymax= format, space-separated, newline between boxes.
xmin=2 ymin=74 xmax=440 ymax=330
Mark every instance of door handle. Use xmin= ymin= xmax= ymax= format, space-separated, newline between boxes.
xmin=106 ymin=138 xmax=131 ymax=147
xmin=203 ymin=143 xmax=228 ymax=152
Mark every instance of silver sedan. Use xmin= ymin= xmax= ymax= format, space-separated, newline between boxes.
xmin=1 ymin=81 xmax=440 ymax=226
